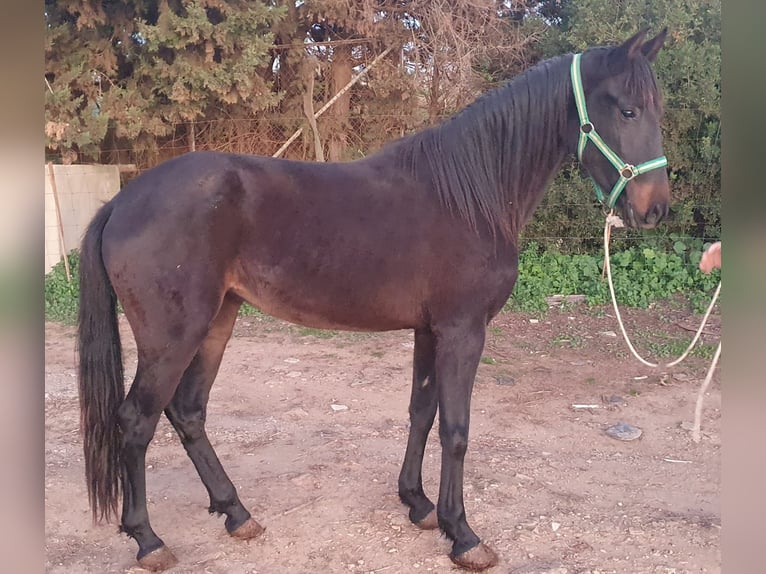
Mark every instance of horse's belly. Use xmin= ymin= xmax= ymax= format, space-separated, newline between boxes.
xmin=229 ymin=279 xmax=419 ymax=333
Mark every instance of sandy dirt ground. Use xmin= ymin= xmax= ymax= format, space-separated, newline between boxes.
xmin=45 ymin=301 xmax=720 ymax=574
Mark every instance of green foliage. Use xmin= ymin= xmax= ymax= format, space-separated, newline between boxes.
xmin=44 ymin=251 xmax=80 ymax=325
xmin=507 ymin=240 xmax=720 ymax=313
xmin=643 ymin=334 xmax=717 ymax=359
xmin=239 ymin=302 xmax=266 ymax=317
xmin=45 ymin=0 xmax=285 ymax=161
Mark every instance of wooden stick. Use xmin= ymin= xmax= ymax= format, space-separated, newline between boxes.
xmin=279 ymin=495 xmax=324 ymax=518
xmin=674 ymin=322 xmax=716 ymax=337
xmin=47 ymin=162 xmax=71 ymax=282
xmin=273 ymin=45 xmax=395 ymax=158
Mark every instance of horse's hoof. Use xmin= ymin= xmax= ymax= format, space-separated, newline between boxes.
xmin=137 ymin=546 xmax=178 ymax=572
xmin=230 ymin=517 xmax=265 ymax=540
xmin=450 ymin=543 xmax=499 ymax=571
xmin=415 ymin=509 xmax=439 ymax=530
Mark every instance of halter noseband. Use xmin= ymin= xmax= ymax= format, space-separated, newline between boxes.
xmin=570 ymin=53 xmax=668 ymax=209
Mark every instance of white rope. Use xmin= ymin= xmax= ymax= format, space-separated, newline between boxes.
xmin=602 ymin=213 xmax=721 ymax=368
xmin=691 ymin=341 xmax=722 ymax=443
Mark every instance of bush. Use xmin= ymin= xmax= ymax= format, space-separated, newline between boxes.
xmin=45 ymin=250 xmax=80 ymax=325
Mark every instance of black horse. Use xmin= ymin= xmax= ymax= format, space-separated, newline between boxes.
xmin=77 ymin=29 xmax=670 ymax=571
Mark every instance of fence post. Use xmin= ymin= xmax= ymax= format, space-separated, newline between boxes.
xmin=47 ymin=162 xmax=71 ymax=282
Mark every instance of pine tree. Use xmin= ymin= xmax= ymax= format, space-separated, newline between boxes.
xmin=45 ymin=0 xmax=285 ymax=162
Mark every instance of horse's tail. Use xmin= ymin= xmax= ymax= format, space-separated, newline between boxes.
xmin=77 ymin=201 xmax=124 ymax=523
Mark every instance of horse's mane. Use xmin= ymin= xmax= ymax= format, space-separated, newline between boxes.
xmin=378 ymin=47 xmax=661 ymax=240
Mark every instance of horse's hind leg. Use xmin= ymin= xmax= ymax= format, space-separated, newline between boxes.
xmin=163 ymin=294 xmax=264 ymax=540
xmin=398 ymin=328 xmax=439 ymax=530
xmin=118 ymin=336 xmax=207 ymax=571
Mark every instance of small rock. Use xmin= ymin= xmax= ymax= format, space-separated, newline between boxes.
xmin=330 ymin=404 xmax=349 ymax=412
xmin=529 ymin=319 xmax=539 ymax=324
xmin=494 ymin=375 xmax=516 ymax=386
xmin=284 ymin=357 xmax=300 ymax=363
xmin=599 ymin=330 xmax=617 ymax=337
xmin=285 ymin=407 xmax=309 ymax=419
xmin=679 ymin=421 xmax=695 ymax=431
xmin=551 ymin=521 xmax=561 ymax=532
xmin=605 ymin=422 xmax=643 ymax=441
xmin=603 ymin=394 xmax=627 ymax=406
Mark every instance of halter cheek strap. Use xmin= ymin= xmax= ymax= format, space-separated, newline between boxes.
xmin=570 ymin=53 xmax=668 ymax=209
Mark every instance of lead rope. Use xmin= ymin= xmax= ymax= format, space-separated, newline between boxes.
xmin=603 ymin=213 xmax=721 ymax=443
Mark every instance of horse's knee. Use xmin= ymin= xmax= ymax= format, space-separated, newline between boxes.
xmin=440 ymin=426 xmax=468 ymax=458
xmin=117 ymin=400 xmax=157 ymax=447
xmin=166 ymin=407 xmax=205 ymax=443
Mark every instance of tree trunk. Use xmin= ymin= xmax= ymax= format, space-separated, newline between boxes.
xmin=327 ymin=45 xmax=353 ymax=162
xmin=301 ymin=56 xmax=324 ymax=161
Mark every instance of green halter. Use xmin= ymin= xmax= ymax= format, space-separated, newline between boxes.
xmin=570 ymin=53 xmax=668 ymax=209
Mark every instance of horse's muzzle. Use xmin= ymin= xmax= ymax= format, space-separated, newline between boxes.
xmin=625 ymin=200 xmax=668 ymax=229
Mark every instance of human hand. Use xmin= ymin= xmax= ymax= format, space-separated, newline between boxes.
xmin=699 ymin=241 xmax=721 ymax=273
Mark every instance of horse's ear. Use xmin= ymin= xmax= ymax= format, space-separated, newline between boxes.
xmin=619 ymin=29 xmax=649 ymax=59
xmin=607 ymin=29 xmax=648 ymax=71
xmin=641 ymin=28 xmax=668 ymax=62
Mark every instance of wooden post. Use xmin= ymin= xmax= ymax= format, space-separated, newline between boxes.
xmin=47 ymin=162 xmax=71 ymax=282
xmin=189 ymin=120 xmax=196 ymax=152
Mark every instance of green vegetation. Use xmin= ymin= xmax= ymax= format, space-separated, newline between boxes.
xmin=507 ymin=239 xmax=720 ymax=313
xmin=44 ymin=251 xmax=80 ymax=325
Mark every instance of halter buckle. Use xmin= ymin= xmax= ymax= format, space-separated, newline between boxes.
xmin=620 ymin=165 xmax=637 ymax=180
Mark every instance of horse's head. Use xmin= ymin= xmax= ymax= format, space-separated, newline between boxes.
xmin=571 ymin=29 xmax=670 ymax=229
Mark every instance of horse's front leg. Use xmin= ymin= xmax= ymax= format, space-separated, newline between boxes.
xmin=399 ymin=327 xmax=439 ymax=529
xmin=434 ymin=318 xmax=499 ymax=571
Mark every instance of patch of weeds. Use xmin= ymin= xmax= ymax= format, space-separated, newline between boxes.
xmin=45 ymin=251 xmax=80 ymax=325
xmin=504 ymin=239 xmax=721 ymax=314
xmin=552 ymin=333 xmax=584 ymax=349
xmin=585 ymin=377 xmax=597 ymax=385
xmin=628 ymin=389 xmax=641 ymax=396
xmin=645 ymin=335 xmax=717 ymax=360
xmin=296 ymin=327 xmax=338 ymax=339
xmin=238 ymin=303 xmax=270 ymax=319
xmin=480 ymin=356 xmax=497 ymax=365
xmin=489 ymin=326 xmax=503 ymax=337
xmin=370 ymin=351 xmax=384 ymax=358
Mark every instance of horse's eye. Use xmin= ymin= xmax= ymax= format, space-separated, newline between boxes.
xmin=621 ymin=109 xmax=636 ymax=119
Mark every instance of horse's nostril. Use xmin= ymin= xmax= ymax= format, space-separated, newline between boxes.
xmin=645 ymin=202 xmax=666 ymax=225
